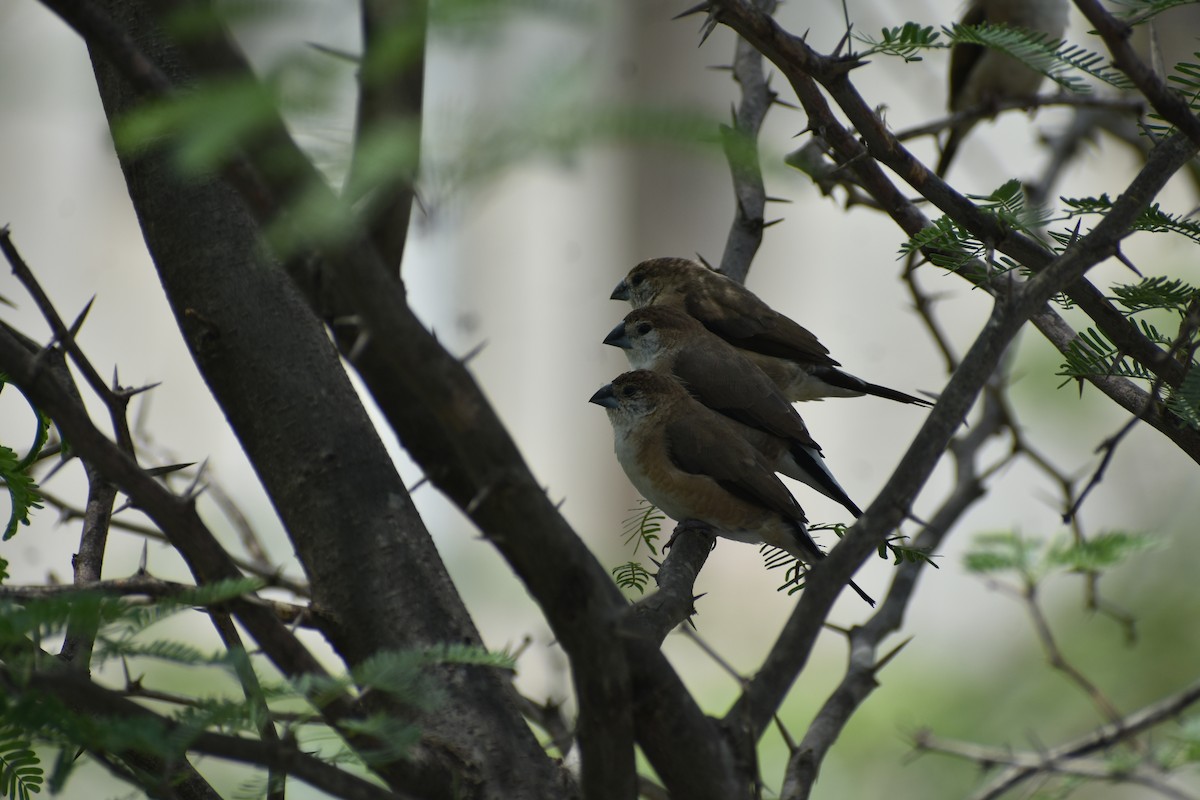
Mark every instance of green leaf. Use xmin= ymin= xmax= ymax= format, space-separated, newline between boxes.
xmin=1166 ymin=367 xmax=1200 ymax=429
xmin=0 ymin=729 xmax=42 ymax=800
xmin=112 ymin=78 xmax=281 ymax=174
xmin=621 ymin=499 xmax=664 ymax=556
xmin=1047 ymin=532 xmax=1157 ymax=571
xmin=611 ymin=561 xmax=653 ymax=595
xmin=963 ymin=531 xmax=1040 ymax=575
xmin=855 ymin=23 xmax=946 ymax=62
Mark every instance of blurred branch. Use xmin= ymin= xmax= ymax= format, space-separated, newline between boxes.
xmin=914 ymin=730 xmax=1196 ymax=800
xmin=346 ymin=0 xmax=426 ymax=270
xmin=0 ymin=664 xmax=407 ymax=800
xmin=965 ymin=674 xmax=1200 ymax=797
xmin=718 ymin=0 xmax=778 ymax=283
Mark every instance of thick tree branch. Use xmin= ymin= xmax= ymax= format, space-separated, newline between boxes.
xmin=346 ymin=0 xmax=426 ymax=270
xmin=29 ymin=1 xmax=748 ymax=795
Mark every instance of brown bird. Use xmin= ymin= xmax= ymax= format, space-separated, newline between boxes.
xmin=603 ymin=305 xmax=861 ymax=517
xmin=590 ymin=370 xmax=874 ymax=606
xmin=610 ymin=257 xmax=931 ymax=407
xmin=938 ymin=0 xmax=1069 ymax=177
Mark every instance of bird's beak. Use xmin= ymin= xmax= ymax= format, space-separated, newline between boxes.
xmin=589 ymin=384 xmax=619 ymax=408
xmin=610 ymin=279 xmax=630 ymax=301
xmin=602 ymin=321 xmax=632 ymax=349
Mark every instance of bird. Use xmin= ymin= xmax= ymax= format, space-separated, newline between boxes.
xmin=937 ymin=0 xmax=1069 ymax=177
xmin=610 ymin=257 xmax=931 ymax=407
xmin=603 ymin=305 xmax=862 ymax=517
xmin=590 ymin=370 xmax=875 ymax=606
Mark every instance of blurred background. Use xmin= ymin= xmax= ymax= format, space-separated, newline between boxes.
xmin=2 ymin=0 xmax=1200 ymax=797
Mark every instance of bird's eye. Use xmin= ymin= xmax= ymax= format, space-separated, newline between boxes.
xmin=636 ymin=322 xmax=652 ymax=335
xmin=631 ymin=274 xmax=643 ymax=286
xmin=621 ymin=385 xmax=637 ymax=397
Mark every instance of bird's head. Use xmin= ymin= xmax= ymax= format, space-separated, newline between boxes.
xmin=603 ymin=306 xmax=704 ymax=369
xmin=589 ymin=370 xmax=685 ymax=423
xmin=610 ymin=257 xmax=706 ymax=309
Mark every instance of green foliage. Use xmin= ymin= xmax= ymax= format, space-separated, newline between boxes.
xmin=1111 ymin=276 xmax=1200 ymax=314
xmin=1062 ymin=194 xmax=1200 ymax=247
xmin=611 ymin=561 xmax=654 ymax=595
xmin=1141 ymin=55 xmax=1200 ymax=137
xmin=1109 ymin=0 xmax=1200 ymax=20
xmin=112 ymin=78 xmax=282 ymax=175
xmin=946 ymin=24 xmax=1127 ymax=93
xmin=1050 ymin=197 xmax=1200 ymax=407
xmin=860 ymin=19 xmax=1130 ymax=90
xmin=0 ymin=379 xmax=50 ymax=555
xmin=621 ymin=499 xmax=664 ymax=556
xmin=965 ymin=530 xmax=1154 ymax=583
xmin=611 ymin=500 xmax=665 ymax=594
xmin=855 ymin=23 xmax=945 ymax=62
xmin=1057 ymin=326 xmax=1157 ymax=385
xmin=0 ymin=729 xmax=41 ymax=800
xmin=1165 ymin=366 xmax=1200 ymax=429
xmin=0 ymin=587 xmax=514 ymax=796
xmin=762 ymin=525 xmax=935 ymax=595
xmin=901 ymin=180 xmax=1040 ymax=273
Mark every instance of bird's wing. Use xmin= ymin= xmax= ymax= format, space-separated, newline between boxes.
xmin=948 ymin=1 xmax=987 ymax=110
xmin=684 ymin=284 xmax=837 ymax=366
xmin=672 ymin=344 xmax=822 ymax=449
xmin=662 ymin=410 xmax=805 ymax=522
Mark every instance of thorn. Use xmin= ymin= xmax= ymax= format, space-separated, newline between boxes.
xmin=348 ymin=328 xmax=371 ymax=363
xmin=1115 ymin=249 xmax=1143 ymax=276
xmin=764 ymin=196 xmax=793 ymax=204
xmin=406 ymin=476 xmax=428 ymax=493
xmin=672 ymin=1 xmax=711 ymax=20
xmin=111 ymin=365 xmax=121 ymax=393
xmin=119 ymin=381 xmax=162 ymax=399
xmin=138 ymin=540 xmax=149 ymax=574
xmin=0 ymin=292 xmax=14 ymax=309
xmin=763 ymin=218 xmax=785 ymax=228
xmin=145 ymin=461 xmax=196 ymax=478
xmin=41 ymin=452 xmax=76 ymax=483
xmin=68 ymin=297 xmax=96 ymax=340
xmin=774 ymin=714 xmax=798 ymax=753
xmin=772 ymin=97 xmax=800 ymax=110
xmin=307 ymin=41 xmax=361 ymax=64
xmin=698 ymin=16 xmax=719 ymax=46
xmin=695 ymin=253 xmax=714 ymax=269
xmin=461 ymin=339 xmax=488 ymax=364
xmin=875 ymin=636 xmax=914 ymax=672
xmin=706 ymin=64 xmax=734 ymax=72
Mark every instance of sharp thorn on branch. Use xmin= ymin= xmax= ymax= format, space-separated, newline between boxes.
xmin=698 ymin=16 xmax=719 ymax=47
xmin=762 ymin=218 xmax=785 ymax=229
xmin=138 ymin=540 xmax=149 ymax=574
xmin=764 ymin=196 xmax=793 ymax=204
xmin=68 ymin=296 xmax=96 ymax=340
xmin=347 ymin=328 xmax=371 ymax=363
xmin=1115 ymin=249 xmax=1143 ymax=276
xmin=672 ymin=1 xmax=713 ymax=20
xmin=461 ymin=339 xmax=488 ymax=365
xmin=119 ymin=381 xmax=162 ymax=399
xmin=875 ymin=636 xmax=914 ymax=673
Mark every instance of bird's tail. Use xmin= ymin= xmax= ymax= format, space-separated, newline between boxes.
xmin=784 ymin=520 xmax=875 ymax=607
xmin=810 ymin=366 xmax=933 ymax=408
xmin=789 ymin=445 xmax=863 ymax=518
